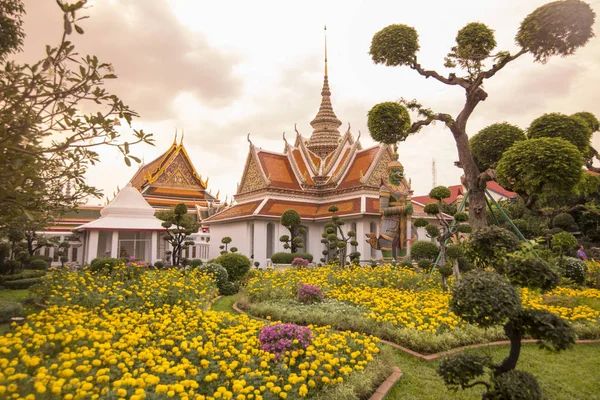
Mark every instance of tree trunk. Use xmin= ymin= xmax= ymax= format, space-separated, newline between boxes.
xmin=452 ymin=259 xmax=460 ymax=278
xmin=495 ymin=320 xmax=522 ymax=376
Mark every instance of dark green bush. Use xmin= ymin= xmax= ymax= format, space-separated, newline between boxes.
xmin=417 ymin=258 xmax=433 ymax=272
xmin=271 ymin=252 xmax=313 ymax=264
xmin=0 ymin=300 xmax=23 ymax=322
xmin=491 ymin=370 xmax=542 ymax=400
xmin=504 ymin=256 xmax=560 ymax=291
xmin=560 ymin=257 xmax=586 ymax=285
xmin=467 ymin=226 xmax=520 ymax=267
xmin=410 ymin=241 xmax=440 ymax=261
xmin=438 ymin=353 xmax=492 ymax=391
xmin=552 ymin=213 xmax=575 ymax=230
xmin=551 ymin=232 xmax=578 ymax=256
xmin=198 ymin=263 xmax=228 ymax=288
xmin=4 ymin=277 xmax=43 ymax=290
xmin=214 ymin=253 xmax=251 ymax=282
xmin=0 ymin=269 xmax=45 ymax=284
xmin=189 ymin=259 xmax=203 ymax=268
xmin=29 ymin=255 xmax=53 ymax=264
xmin=219 ymin=281 xmax=238 ymax=296
xmin=27 ymin=259 xmax=49 ymax=270
xmin=1 ymin=260 xmax=21 ymax=275
xmin=89 ymin=258 xmax=122 ymax=273
xmin=154 ymin=261 xmax=165 ymax=269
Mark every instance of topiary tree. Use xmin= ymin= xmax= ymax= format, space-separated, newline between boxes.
xmin=279 ymin=209 xmax=306 ymax=253
xmin=571 ymin=111 xmax=600 ymax=173
xmin=220 ymin=237 xmax=232 ymax=255
xmin=368 ymin=1 xmax=595 ymax=230
xmin=527 ymin=112 xmax=591 ymax=154
xmin=156 ymin=203 xmax=200 ymax=267
xmin=409 ymin=240 xmax=440 ymax=262
xmin=414 ymin=186 xmax=471 ymax=277
xmin=320 ymin=205 xmax=360 ymax=265
xmin=551 ymin=231 xmax=578 ymax=259
xmin=469 ymin=123 xmax=527 ymax=171
xmin=466 ymin=226 xmax=521 ymax=269
xmin=367 ymin=102 xmax=411 ymax=145
xmin=214 ymin=253 xmax=251 ymax=283
xmin=439 ymin=270 xmax=575 ymax=399
xmin=552 ymin=213 xmax=576 ymax=231
xmin=496 ymin=138 xmax=583 ymax=207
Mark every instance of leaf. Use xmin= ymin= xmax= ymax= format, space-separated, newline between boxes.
xmin=64 ymin=15 xmax=72 ymax=35
xmin=124 ymin=157 xmax=131 ymax=167
xmin=74 ymin=25 xmax=84 ymax=34
xmin=123 ymin=142 xmax=129 ymax=154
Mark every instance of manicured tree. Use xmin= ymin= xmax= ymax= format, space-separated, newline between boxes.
xmin=0 ymin=1 xmax=153 ymax=229
xmin=368 ymin=0 xmax=595 ymax=229
xmin=279 ymin=209 xmax=306 ymax=253
xmin=496 ymin=138 xmax=583 ymax=207
xmin=527 ymin=112 xmax=591 ymax=154
xmin=413 ymin=186 xmax=471 ymax=277
xmin=466 ymin=226 xmax=521 ymax=269
xmin=320 ymin=206 xmax=360 ymax=265
xmin=551 ymin=231 xmax=578 ymax=259
xmin=156 ymin=203 xmax=200 ymax=267
xmin=438 ymin=271 xmax=575 ymax=399
xmin=571 ymin=111 xmax=600 ymax=173
xmin=469 ymin=123 xmax=527 ymax=171
xmin=220 ymin=237 xmax=232 ymax=255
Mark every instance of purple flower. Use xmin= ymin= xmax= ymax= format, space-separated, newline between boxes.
xmin=258 ymin=323 xmax=313 ymax=359
xmin=297 ymin=283 xmax=324 ymax=305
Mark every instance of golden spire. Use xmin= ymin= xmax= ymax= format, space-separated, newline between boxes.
xmin=173 ymin=128 xmax=178 ymax=144
xmin=180 ymin=129 xmax=184 ymax=146
xmin=324 ymin=25 xmax=328 ymax=77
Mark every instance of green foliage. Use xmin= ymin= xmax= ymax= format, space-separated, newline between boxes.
xmin=367 ymin=102 xmax=411 ymax=144
xmin=455 ymin=224 xmax=472 ymax=234
xmin=425 ymin=224 xmax=440 ymax=238
xmin=553 ymin=213 xmax=576 ymax=230
xmin=572 ymin=111 xmax=600 ymax=133
xmin=0 ymin=269 xmax=45 ymax=284
xmin=89 ymin=258 xmax=122 ymax=273
xmin=321 ymin=208 xmax=359 ymax=265
xmin=154 ymin=261 xmax=165 ymax=269
xmin=453 ymin=212 xmax=468 ymax=223
xmin=188 ymin=259 xmax=203 ymax=268
xmin=438 ymin=353 xmax=491 ymax=391
xmin=369 ymin=24 xmax=420 ymax=67
xmin=504 ymin=254 xmax=560 ymax=291
xmin=221 ymin=237 xmax=232 ymax=244
xmin=0 ymin=299 xmax=23 ymax=322
xmin=219 ymin=281 xmax=238 ymax=296
xmin=516 ymin=0 xmax=596 ymax=63
xmin=214 ymin=253 xmax=251 ymax=282
xmin=0 ymin=0 xmax=25 ymax=62
xmin=491 ymin=370 xmax=542 ymax=400
xmin=270 ymin=252 xmax=313 ymax=264
xmin=551 ymin=231 xmax=578 ymax=256
xmin=560 ymin=257 xmax=587 ymax=284
xmin=429 ymin=186 xmax=451 ymax=201
xmin=437 ymin=264 xmax=453 ymax=278
xmin=279 ymin=209 xmax=304 ymax=253
xmin=198 ymin=263 xmax=228 ymax=289
xmin=445 ymin=244 xmax=463 ymax=261
xmin=27 ymin=259 xmax=49 ymax=271
xmin=467 ymin=226 xmax=520 ymax=268
xmin=410 ymin=241 xmax=440 ymax=261
xmin=417 ymin=258 xmax=433 ymax=272
xmin=1 ymin=260 xmax=21 ymax=275
xmin=157 ymin=203 xmax=200 ymax=266
xmin=445 ymin=22 xmax=497 ymax=76
xmin=496 ymin=138 xmax=583 ymax=206
xmin=450 ymin=271 xmax=521 ymax=327
xmin=423 ymin=203 xmax=439 ymax=215
xmin=413 ymin=218 xmax=429 ymax=228
xmin=469 ymin=122 xmax=527 ymax=171
xmin=516 ymin=309 xmax=575 ymax=351
xmin=528 ymin=112 xmax=591 ymax=153
xmin=4 ymin=277 xmax=42 ymax=289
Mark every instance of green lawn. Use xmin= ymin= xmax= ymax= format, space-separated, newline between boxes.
xmin=0 ymin=289 xmax=31 ymax=302
xmin=210 ymin=294 xmax=239 ymax=314
xmin=388 ymin=343 xmax=600 ymax=400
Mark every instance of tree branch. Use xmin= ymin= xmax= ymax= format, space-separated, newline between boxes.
xmin=411 ymin=59 xmax=471 ymax=89
xmin=408 ymin=113 xmax=455 ymax=134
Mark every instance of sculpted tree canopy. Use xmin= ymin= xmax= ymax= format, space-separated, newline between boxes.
xmin=367 ymin=102 xmax=411 ymax=144
xmin=0 ymin=0 xmax=25 ymax=61
xmin=469 ymin=123 xmax=526 ymax=171
xmin=157 ymin=203 xmax=200 ymax=266
xmin=527 ymin=112 xmax=590 ymax=153
xmin=496 ymin=138 xmax=583 ymax=207
xmin=0 ymin=1 xmax=153 ymax=229
xmin=572 ymin=111 xmax=600 ymax=172
xmin=368 ymin=0 xmax=595 ymax=229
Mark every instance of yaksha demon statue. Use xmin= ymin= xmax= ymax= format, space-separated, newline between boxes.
xmin=366 ymin=151 xmax=413 ymax=262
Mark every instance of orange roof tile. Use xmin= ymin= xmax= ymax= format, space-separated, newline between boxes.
xmin=260 ymin=198 xmax=361 ymax=219
xmin=412 ymin=185 xmax=464 ymax=205
xmin=337 ymin=147 xmax=379 ymax=189
xmin=308 ymin=150 xmax=321 ymax=168
xmin=486 ymin=181 xmax=516 ymax=198
xmin=130 ymin=144 xmax=178 ymax=189
xmin=331 ymin=147 xmax=351 ymax=179
xmin=291 ymin=150 xmax=315 ymax=185
xmin=148 ymin=187 xmax=209 ymax=199
xmin=257 ymin=152 xmax=301 ymax=190
xmin=203 ymin=200 xmax=263 ymax=222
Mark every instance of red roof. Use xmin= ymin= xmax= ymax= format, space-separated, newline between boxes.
xmin=486 ymin=181 xmax=516 ymax=198
xmin=412 ymin=185 xmax=464 ymax=205
xmin=586 ymin=169 xmax=599 ymax=176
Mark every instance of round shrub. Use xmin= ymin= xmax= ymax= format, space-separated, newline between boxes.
xmin=445 ymin=244 xmax=463 ymax=261
xmin=271 ymin=252 xmax=313 ymax=264
xmin=370 ymin=24 xmax=420 ymax=67
xmin=504 ymin=256 xmax=560 ymax=291
xmin=424 ymin=203 xmax=440 ymax=215
xmin=1 ymin=260 xmax=21 ymax=275
xmin=572 ymin=111 xmax=599 ymax=133
xmin=188 ymin=259 xmax=203 ymax=268
xmin=450 ymin=271 xmax=521 ymax=328
xmin=467 ymin=226 xmax=520 ymax=267
xmin=219 ymin=281 xmax=238 ymax=296
xmin=411 ymin=241 xmax=440 ymax=261
xmin=4 ymin=277 xmax=42 ymax=290
xmin=455 ymin=22 xmax=496 ymax=61
xmin=413 ymin=218 xmax=429 ymax=228
xmin=90 ymin=257 xmax=121 ymax=273
xmin=0 ymin=300 xmax=23 ymax=323
xmin=28 ymin=259 xmax=49 ymax=271
xmin=527 ymin=112 xmax=590 ymax=153
xmin=417 ymin=258 xmax=433 ymax=272
xmin=367 ymin=102 xmax=411 ymax=144
xmin=437 ymin=264 xmax=453 ymax=278
xmin=552 ymin=213 xmax=575 ymax=230
xmin=560 ymin=257 xmax=586 ymax=285
xmin=429 ymin=186 xmax=451 ymax=201
xmin=551 ymin=231 xmax=578 ymax=256
xmin=198 ymin=263 xmax=228 ymax=288
xmin=154 ymin=261 xmax=165 ymax=269
xmin=214 ymin=253 xmax=251 ymax=282
xmin=470 ymin=122 xmax=527 ymax=171
xmin=293 ymin=252 xmax=313 ymax=262
xmin=491 ymin=370 xmax=542 ymax=400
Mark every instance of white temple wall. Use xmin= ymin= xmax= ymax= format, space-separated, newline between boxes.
xmin=207 ymin=222 xmax=248 ymax=261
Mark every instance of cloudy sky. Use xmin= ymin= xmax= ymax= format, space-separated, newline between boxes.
xmin=19 ymin=0 xmax=600 ymax=205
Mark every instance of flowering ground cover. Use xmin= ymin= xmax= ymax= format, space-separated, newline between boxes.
xmin=241 ymin=265 xmax=600 ymax=353
xmin=0 ymin=265 xmax=391 ymax=399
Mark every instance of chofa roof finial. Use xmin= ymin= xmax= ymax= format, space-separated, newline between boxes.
xmin=173 ymin=127 xmax=178 ymax=144
xmin=247 ymin=133 xmax=253 ymax=147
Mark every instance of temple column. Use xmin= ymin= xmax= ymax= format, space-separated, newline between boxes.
xmin=86 ymin=231 xmax=99 ymax=264
xmin=355 ymin=219 xmax=367 ymax=262
xmin=110 ymin=231 xmax=119 ymax=258
xmin=151 ymin=231 xmax=158 ymax=264
xmin=254 ymin=221 xmax=267 ymax=268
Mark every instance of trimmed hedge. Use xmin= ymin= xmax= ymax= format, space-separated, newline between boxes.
xmin=0 ymin=270 xmax=46 ymax=284
xmin=28 ymin=259 xmax=49 ymax=270
xmin=410 ymin=241 xmax=440 ymax=261
xmin=4 ymin=277 xmax=43 ymax=290
xmin=0 ymin=300 xmax=23 ymax=322
xmin=271 ymin=252 xmax=314 ymax=264
xmin=89 ymin=258 xmax=122 ymax=273
xmin=214 ymin=253 xmax=251 ymax=282
xmin=189 ymin=259 xmax=204 ymax=268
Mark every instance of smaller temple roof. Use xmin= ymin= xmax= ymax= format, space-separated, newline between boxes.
xmin=76 ymin=183 xmax=165 ymax=231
